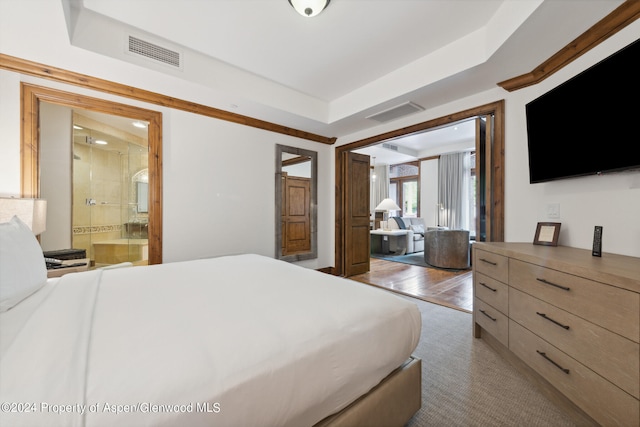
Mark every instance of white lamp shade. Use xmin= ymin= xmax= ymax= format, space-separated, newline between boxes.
xmin=0 ymin=198 xmax=47 ymax=235
xmin=375 ymin=198 xmax=401 ymax=212
xmin=288 ymin=0 xmax=330 ymax=17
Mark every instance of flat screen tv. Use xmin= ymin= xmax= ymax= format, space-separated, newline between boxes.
xmin=525 ymin=38 xmax=640 ymax=183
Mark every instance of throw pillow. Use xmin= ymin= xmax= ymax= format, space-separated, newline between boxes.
xmin=410 ymin=224 xmax=425 ymax=235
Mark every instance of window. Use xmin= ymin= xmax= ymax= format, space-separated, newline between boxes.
xmin=389 ymin=162 xmax=419 ymax=217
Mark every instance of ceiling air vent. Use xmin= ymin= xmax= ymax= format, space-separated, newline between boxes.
xmin=381 ymin=143 xmax=399 ymax=151
xmin=128 ymin=36 xmax=181 ymax=68
xmin=366 ymin=102 xmax=424 ymax=123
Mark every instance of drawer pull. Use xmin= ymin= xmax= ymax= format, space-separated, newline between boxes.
xmin=480 ymin=282 xmax=497 ymax=292
xmin=536 ymin=350 xmax=570 ymax=374
xmin=536 ymin=278 xmax=570 ymax=291
xmin=479 ymin=309 xmax=496 ymax=321
xmin=536 ymin=312 xmax=570 ymax=330
xmin=479 ymin=258 xmax=497 ymax=266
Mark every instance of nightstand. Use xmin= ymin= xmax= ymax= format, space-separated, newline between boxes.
xmin=46 ymin=258 xmax=89 ymax=278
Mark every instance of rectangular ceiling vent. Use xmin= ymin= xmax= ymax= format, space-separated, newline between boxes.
xmin=128 ymin=36 xmax=181 ymax=68
xmin=366 ymin=102 xmax=424 ymax=123
xmin=381 ymin=143 xmax=399 ymax=151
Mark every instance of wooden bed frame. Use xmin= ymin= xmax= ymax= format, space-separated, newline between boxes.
xmin=314 ymin=356 xmax=422 ymax=427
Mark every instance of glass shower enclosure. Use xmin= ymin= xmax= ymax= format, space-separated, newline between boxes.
xmin=71 ymin=112 xmax=149 ymax=268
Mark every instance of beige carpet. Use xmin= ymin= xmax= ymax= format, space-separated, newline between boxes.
xmin=401 ymin=295 xmax=579 ymax=427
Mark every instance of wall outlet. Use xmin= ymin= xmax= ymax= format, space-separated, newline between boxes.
xmin=546 ymin=203 xmax=560 ymax=218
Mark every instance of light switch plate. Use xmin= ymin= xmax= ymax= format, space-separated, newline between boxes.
xmin=546 ymin=203 xmax=560 ymax=218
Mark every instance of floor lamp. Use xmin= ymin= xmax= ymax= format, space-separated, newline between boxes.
xmin=435 ymin=203 xmax=444 ymax=227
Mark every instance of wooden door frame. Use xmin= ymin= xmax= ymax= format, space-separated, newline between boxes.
xmin=20 ymin=83 xmax=164 ymax=264
xmin=335 ymin=100 xmax=504 ymax=277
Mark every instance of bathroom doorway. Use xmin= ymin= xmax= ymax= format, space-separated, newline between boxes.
xmin=71 ymin=111 xmax=149 ymax=267
xmin=39 ymin=102 xmax=151 ymax=268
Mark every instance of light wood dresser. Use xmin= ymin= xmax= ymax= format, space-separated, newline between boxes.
xmin=472 ymin=242 xmax=639 ymax=427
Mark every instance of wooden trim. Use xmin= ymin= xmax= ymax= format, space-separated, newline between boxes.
xmin=491 ymin=108 xmax=504 ymax=242
xmin=1 ymin=54 xmax=336 ymax=145
xmin=282 ymin=155 xmax=311 ymax=167
xmin=21 ymin=83 xmax=164 ymax=265
xmin=484 ymin=116 xmax=493 ymax=241
xmin=342 ymin=103 xmax=504 ymax=151
xmin=418 ymin=155 xmax=440 ymax=162
xmin=20 ymin=84 xmax=39 ymax=198
xmin=335 ymin=101 xmax=505 ymax=276
xmin=498 ymin=0 xmax=640 ymax=91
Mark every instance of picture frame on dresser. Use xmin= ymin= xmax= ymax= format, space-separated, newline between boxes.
xmin=533 ymin=222 xmax=561 ymax=246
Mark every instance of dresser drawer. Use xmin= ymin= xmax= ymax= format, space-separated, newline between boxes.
xmin=509 ymin=258 xmax=639 ymax=343
xmin=510 ymin=288 xmax=639 ymax=399
xmin=474 ymin=297 xmax=508 ymax=347
xmin=474 ymin=249 xmax=508 ymax=283
xmin=474 ymin=272 xmax=508 ymax=315
xmin=509 ymin=320 xmax=639 ymax=427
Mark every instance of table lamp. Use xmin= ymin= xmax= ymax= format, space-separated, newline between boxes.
xmin=0 ymin=197 xmax=47 ymax=235
xmin=375 ymin=198 xmax=401 ymax=230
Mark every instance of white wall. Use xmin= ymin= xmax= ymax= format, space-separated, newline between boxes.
xmin=0 ymin=0 xmax=333 ymax=269
xmin=40 ymin=102 xmax=72 ymax=251
xmin=420 ymin=159 xmax=439 ymax=227
xmin=336 ymin=19 xmax=640 ymax=258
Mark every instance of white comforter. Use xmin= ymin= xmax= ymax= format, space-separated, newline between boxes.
xmin=0 ymin=254 xmax=421 ymax=427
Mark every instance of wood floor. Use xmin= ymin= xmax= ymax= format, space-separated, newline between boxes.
xmin=349 ymin=257 xmax=473 ymax=313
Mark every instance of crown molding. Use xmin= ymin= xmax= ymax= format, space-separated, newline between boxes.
xmin=498 ymin=0 xmax=640 ymax=92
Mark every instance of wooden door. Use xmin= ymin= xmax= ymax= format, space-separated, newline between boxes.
xmin=282 ymin=174 xmax=311 ymax=255
xmin=344 ymin=152 xmax=370 ymax=276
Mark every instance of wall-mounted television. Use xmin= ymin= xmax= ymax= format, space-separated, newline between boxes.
xmin=525 ymin=39 xmax=640 ymax=184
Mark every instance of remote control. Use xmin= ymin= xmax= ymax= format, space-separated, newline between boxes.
xmin=592 ymin=226 xmax=603 ymax=257
xmin=44 ymin=257 xmax=63 ymax=265
xmin=48 ymin=262 xmax=86 ymax=269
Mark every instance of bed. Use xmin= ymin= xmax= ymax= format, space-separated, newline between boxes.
xmin=0 ymin=216 xmax=422 ymax=427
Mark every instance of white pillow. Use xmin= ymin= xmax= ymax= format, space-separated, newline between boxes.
xmin=410 ymin=224 xmax=425 ymax=234
xmin=0 ymin=216 xmax=47 ymax=312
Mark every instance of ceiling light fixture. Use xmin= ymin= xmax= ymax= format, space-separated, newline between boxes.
xmin=288 ymin=0 xmax=330 ymax=17
xmin=132 ymin=121 xmax=148 ymax=129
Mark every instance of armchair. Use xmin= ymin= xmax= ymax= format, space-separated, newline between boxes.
xmin=424 ymin=229 xmax=470 ymax=269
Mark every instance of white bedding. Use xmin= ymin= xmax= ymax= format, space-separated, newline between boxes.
xmin=0 ymin=254 xmax=421 ymax=427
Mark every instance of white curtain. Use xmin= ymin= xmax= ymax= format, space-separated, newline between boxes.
xmin=438 ymin=152 xmax=470 ymax=230
xmin=371 ymin=164 xmax=389 ymax=213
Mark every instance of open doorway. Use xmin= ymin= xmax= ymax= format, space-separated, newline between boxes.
xmin=335 ymin=100 xmax=504 ymax=277
xmin=39 ymin=103 xmax=151 ymax=268
xmin=356 ymin=119 xmax=477 ymax=237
